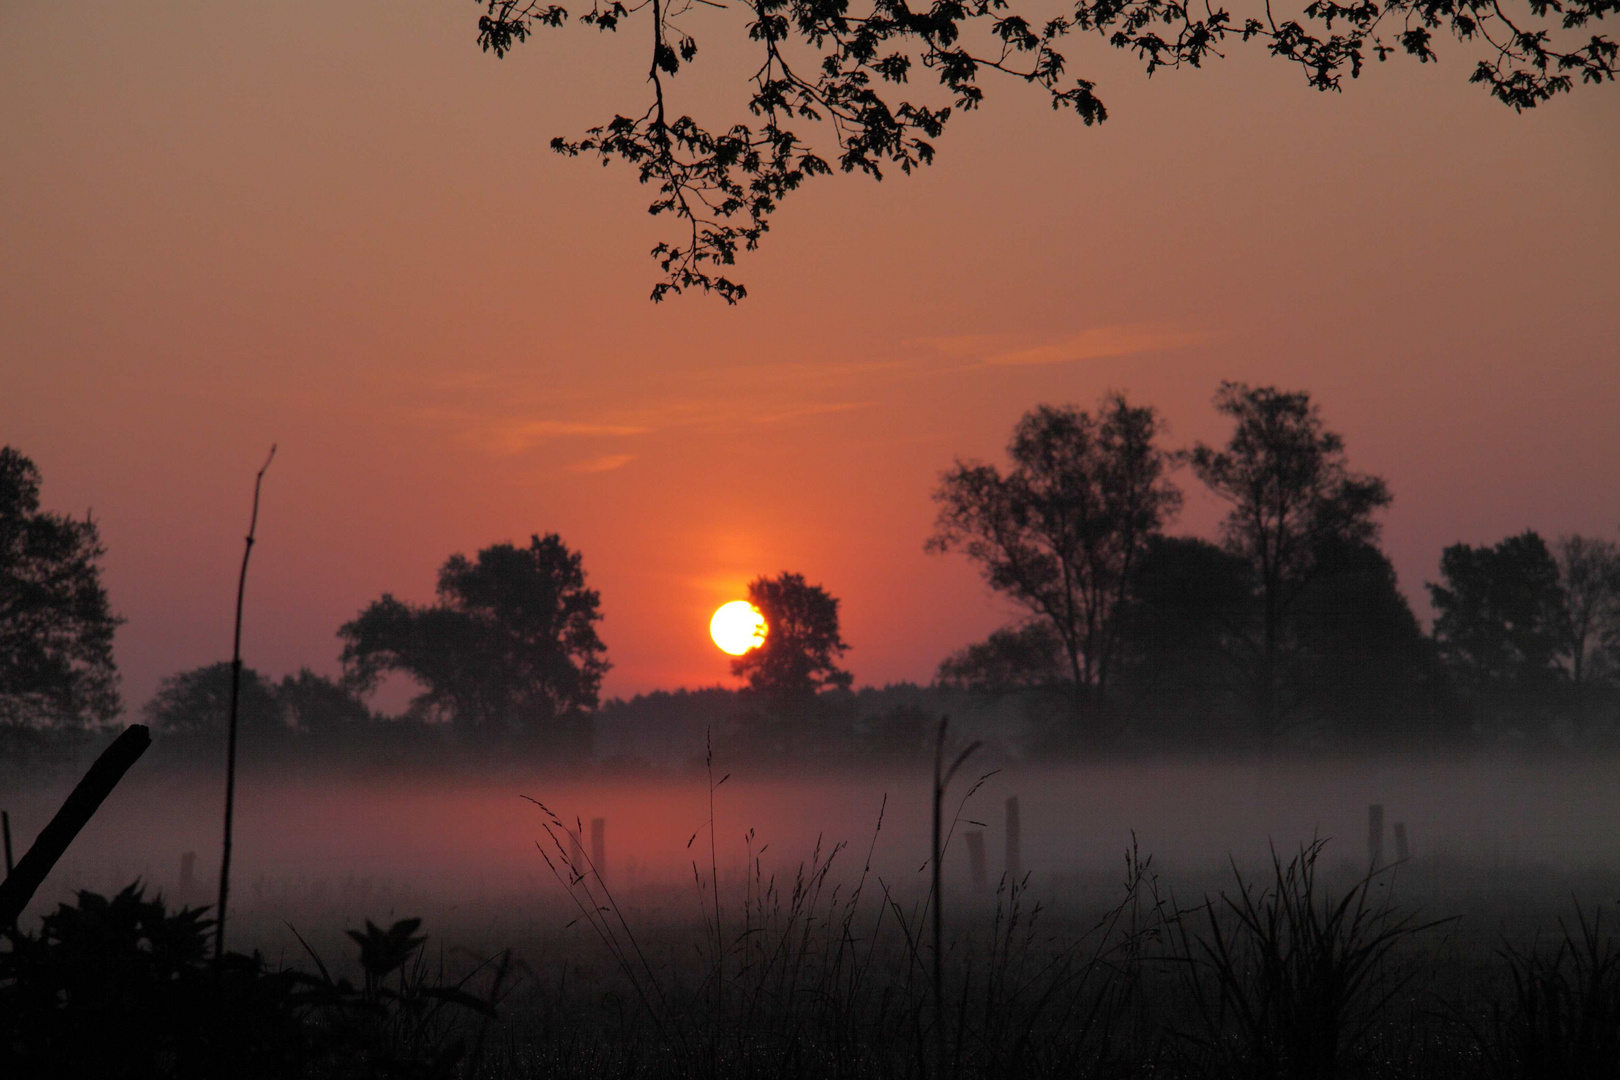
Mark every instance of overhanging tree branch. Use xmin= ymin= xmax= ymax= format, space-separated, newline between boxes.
xmin=476 ymin=0 xmax=1612 ymax=300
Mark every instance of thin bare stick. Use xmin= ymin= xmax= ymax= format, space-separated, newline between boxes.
xmin=215 ymin=444 xmax=276 ymax=965
xmin=933 ymin=717 xmax=947 ymax=1078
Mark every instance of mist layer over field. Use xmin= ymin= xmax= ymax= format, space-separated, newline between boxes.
xmin=11 ymin=751 xmax=1620 ymax=952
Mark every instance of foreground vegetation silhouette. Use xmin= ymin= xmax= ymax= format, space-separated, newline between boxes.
xmin=0 ymin=885 xmax=503 ymax=1079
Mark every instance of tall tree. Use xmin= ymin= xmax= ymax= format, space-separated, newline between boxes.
xmin=1553 ymin=534 xmax=1620 ymax=687
xmin=474 ymin=0 xmax=1613 ymax=301
xmin=732 ymin=572 xmax=852 ymax=696
xmin=340 ymin=534 xmax=609 ymax=735
xmin=0 ymin=447 xmax=122 ymax=729
xmin=1115 ymin=535 xmax=1255 ymax=735
xmin=928 ymin=394 xmax=1181 ymax=709
xmin=1190 ymin=383 xmax=1391 ymax=735
xmin=1429 ymin=531 xmax=1567 ymax=696
xmin=1290 ymin=537 xmax=1452 ymax=741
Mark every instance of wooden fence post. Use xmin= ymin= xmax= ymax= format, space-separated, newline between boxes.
xmin=1005 ymin=796 xmax=1022 ymax=881
xmin=1368 ymin=804 xmax=1385 ymax=870
xmin=1392 ymin=821 xmax=1409 ymax=862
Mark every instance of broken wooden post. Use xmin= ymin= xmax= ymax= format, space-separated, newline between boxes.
xmin=964 ymin=829 xmax=987 ymax=891
xmin=1367 ymin=804 xmax=1385 ymax=870
xmin=1005 ymin=796 xmax=1022 ymax=881
xmin=1392 ymin=821 xmax=1409 ymax=862
xmin=0 ymin=725 xmax=151 ymax=929
xmin=591 ymin=817 xmax=606 ymax=881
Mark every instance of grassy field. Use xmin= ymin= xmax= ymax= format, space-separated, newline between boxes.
xmin=386 ymin=829 xmax=1620 ymax=1079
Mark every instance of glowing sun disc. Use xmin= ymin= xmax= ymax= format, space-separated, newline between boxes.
xmin=710 ymin=601 xmax=766 ymax=655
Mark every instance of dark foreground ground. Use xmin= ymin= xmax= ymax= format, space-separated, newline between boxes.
xmin=9 ymin=839 xmax=1620 ymax=1079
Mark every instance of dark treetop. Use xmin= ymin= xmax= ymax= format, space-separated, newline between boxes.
xmin=733 ymin=571 xmax=853 ymax=695
xmin=0 ymin=448 xmax=121 ymax=730
xmin=340 ymin=533 xmax=610 ymax=735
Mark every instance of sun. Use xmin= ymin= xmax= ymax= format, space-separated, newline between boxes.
xmin=710 ymin=600 xmax=766 ymax=656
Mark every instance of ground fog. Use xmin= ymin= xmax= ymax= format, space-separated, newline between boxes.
xmin=9 ymin=750 xmax=1620 ymax=957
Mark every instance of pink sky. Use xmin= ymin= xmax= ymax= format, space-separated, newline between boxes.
xmin=4 ymin=0 xmax=1617 ymax=713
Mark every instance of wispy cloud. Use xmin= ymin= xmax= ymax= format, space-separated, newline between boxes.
xmin=694 ymin=358 xmax=914 ymax=393
xmin=746 ymin=400 xmax=875 ymax=425
xmin=903 ymin=332 xmax=1006 ymax=357
xmin=982 ymin=324 xmax=1212 ymax=367
xmin=482 ymin=419 xmax=652 ymax=454
xmin=569 ymin=453 xmax=638 ymax=473
xmin=903 ymin=323 xmax=1212 ymax=370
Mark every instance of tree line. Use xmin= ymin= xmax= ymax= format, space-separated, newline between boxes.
xmin=930 ymin=383 xmax=1620 ymax=747
xmin=2 ymin=382 xmax=1617 ymax=760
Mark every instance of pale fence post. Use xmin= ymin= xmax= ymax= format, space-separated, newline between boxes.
xmin=1005 ymin=796 xmax=1022 ymax=881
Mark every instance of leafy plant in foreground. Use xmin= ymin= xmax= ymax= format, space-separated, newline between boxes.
xmin=0 ymin=882 xmax=505 ymax=1079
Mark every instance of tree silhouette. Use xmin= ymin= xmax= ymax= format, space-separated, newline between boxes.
xmin=142 ymin=662 xmax=283 ymax=737
xmin=143 ymin=665 xmax=374 ymax=737
xmin=0 ymin=447 xmax=121 ymax=730
xmin=1191 ymin=382 xmax=1390 ymax=735
xmin=473 ymin=0 xmax=1613 ymax=300
xmin=1289 ymin=537 xmax=1449 ymax=741
xmin=929 ymin=394 xmax=1181 ymax=711
xmin=1429 ymin=530 xmax=1566 ymax=696
xmin=733 ymin=572 xmax=852 ymax=695
xmin=1552 ymin=533 xmax=1620 ymax=687
xmin=936 ymin=621 xmax=1066 ymax=693
xmin=276 ymin=668 xmax=375 ymax=733
xmin=340 ymin=534 xmax=609 ymax=736
xmin=1115 ymin=534 xmax=1254 ymax=735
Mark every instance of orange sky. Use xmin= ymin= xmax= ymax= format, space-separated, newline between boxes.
xmin=4 ymin=0 xmax=1618 ymax=713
